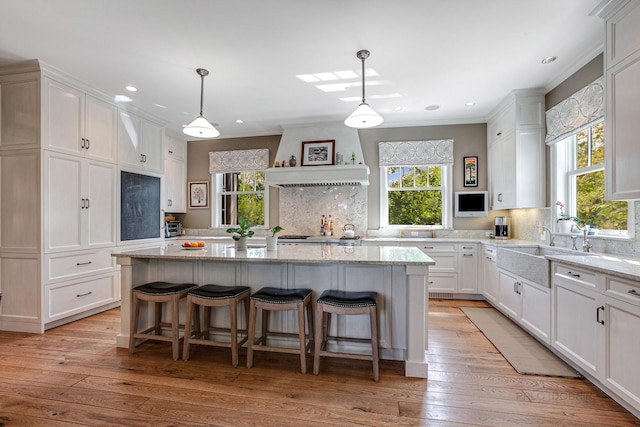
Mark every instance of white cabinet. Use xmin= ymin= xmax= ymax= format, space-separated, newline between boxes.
xmin=117 ymin=110 xmax=164 ymax=173
xmin=43 ymin=77 xmax=117 ymax=163
xmin=458 ymin=244 xmax=478 ymax=293
xmin=498 ymin=269 xmax=521 ymax=319
xmin=481 ymin=244 xmax=499 ymax=303
xmin=602 ymin=1 xmax=640 ymax=200
xmin=162 ymin=135 xmax=187 ymax=213
xmin=487 ymin=90 xmax=545 ymax=209
xmin=418 ymin=243 xmax=458 ymax=293
xmin=44 ymin=151 xmax=117 ymax=253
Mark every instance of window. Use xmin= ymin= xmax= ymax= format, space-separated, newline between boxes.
xmin=380 ymin=164 xmax=452 ymax=227
xmin=553 ymin=122 xmax=630 ymax=235
xmin=213 ymin=170 xmax=266 ymax=227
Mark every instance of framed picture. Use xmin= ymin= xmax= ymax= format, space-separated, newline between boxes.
xmin=463 ymin=156 xmax=478 ymax=187
xmin=188 ymin=181 xmax=209 ymax=208
xmin=301 ymin=140 xmax=335 ymax=166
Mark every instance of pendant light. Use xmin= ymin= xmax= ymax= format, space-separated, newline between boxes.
xmin=183 ymin=68 xmax=220 ymax=138
xmin=344 ymin=49 xmax=384 ymax=128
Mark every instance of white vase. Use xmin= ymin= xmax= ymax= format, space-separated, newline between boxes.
xmin=266 ymin=236 xmax=278 ymax=251
xmin=235 ymin=237 xmax=248 ymax=251
xmin=557 ymin=220 xmax=573 ymax=234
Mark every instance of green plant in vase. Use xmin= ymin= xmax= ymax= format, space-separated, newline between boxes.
xmin=226 ymin=218 xmax=254 ymax=249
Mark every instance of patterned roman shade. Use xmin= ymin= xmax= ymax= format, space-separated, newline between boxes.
xmin=378 ymin=139 xmax=454 ymax=166
xmin=209 ymin=148 xmax=269 ymax=173
xmin=545 ymin=76 xmax=604 ymax=145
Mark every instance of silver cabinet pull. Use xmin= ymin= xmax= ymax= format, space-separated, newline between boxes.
xmin=567 ymin=271 xmax=581 ymax=278
xmin=85 ymin=138 xmax=90 ymax=149
xmin=462 ymin=253 xmax=473 ymax=257
xmin=76 ymin=261 xmax=92 ymax=266
xmin=596 ymin=306 xmax=605 ymax=325
xmin=76 ymin=291 xmax=92 ymax=298
xmin=423 ymin=246 xmax=434 ymax=249
xmin=81 ymin=198 xmax=86 ymax=209
xmin=81 ymin=138 xmax=86 ymax=149
xmin=85 ymin=198 xmax=89 ymax=209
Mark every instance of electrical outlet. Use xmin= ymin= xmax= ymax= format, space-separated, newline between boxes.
xmin=485 ymin=231 xmax=493 ymax=237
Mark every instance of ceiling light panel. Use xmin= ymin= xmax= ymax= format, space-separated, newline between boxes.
xmin=296 ymin=74 xmax=319 ymax=83
xmin=313 ymin=72 xmax=340 ymax=81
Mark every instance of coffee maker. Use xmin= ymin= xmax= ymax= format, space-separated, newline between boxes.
xmin=494 ymin=216 xmax=511 ymax=240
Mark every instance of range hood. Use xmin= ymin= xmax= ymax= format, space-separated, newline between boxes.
xmin=265 ymin=164 xmax=369 ymax=187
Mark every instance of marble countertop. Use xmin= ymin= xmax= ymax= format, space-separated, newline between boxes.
xmin=113 ymin=242 xmax=435 ymax=266
xmin=546 ymin=253 xmax=640 ymax=282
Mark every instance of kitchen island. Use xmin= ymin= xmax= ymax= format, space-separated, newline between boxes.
xmin=113 ymin=242 xmax=434 ymax=378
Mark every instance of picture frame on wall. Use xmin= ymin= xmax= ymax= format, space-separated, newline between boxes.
xmin=301 ymin=140 xmax=335 ymax=166
xmin=188 ymin=181 xmax=209 ymax=208
xmin=463 ymin=156 xmax=478 ymax=187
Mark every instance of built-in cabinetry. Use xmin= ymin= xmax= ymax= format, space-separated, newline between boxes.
xmin=487 ymin=90 xmax=545 ymax=210
xmin=601 ymin=0 xmax=640 ymax=200
xmin=117 ymin=110 xmax=164 ymax=174
xmin=162 ymin=135 xmax=187 ymax=213
xmin=481 ymin=244 xmax=499 ymax=303
xmin=0 ymin=60 xmax=127 ymax=332
xmin=551 ymin=260 xmax=640 ymax=414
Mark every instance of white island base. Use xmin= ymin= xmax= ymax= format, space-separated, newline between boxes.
xmin=114 ymin=244 xmax=433 ymax=378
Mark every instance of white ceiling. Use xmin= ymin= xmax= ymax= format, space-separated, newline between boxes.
xmin=0 ymin=0 xmax=605 ymax=139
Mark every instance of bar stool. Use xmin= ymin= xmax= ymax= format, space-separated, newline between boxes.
xmin=246 ymin=287 xmax=314 ymax=373
xmin=129 ymin=281 xmax=198 ymax=360
xmin=182 ymin=284 xmax=251 ymax=367
xmin=313 ymin=289 xmax=379 ymax=382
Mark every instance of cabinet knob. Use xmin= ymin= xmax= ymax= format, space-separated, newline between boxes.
xmin=497 ymin=131 xmax=502 ymax=136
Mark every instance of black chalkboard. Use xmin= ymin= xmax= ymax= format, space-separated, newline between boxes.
xmin=121 ymin=171 xmax=161 ymax=241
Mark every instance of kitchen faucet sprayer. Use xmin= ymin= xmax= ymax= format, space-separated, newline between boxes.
xmin=536 ymin=223 xmax=555 ymax=246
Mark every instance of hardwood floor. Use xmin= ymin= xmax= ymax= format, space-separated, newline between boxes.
xmin=0 ymin=299 xmax=638 ymax=426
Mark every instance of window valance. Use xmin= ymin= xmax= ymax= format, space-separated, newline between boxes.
xmin=378 ymin=139 xmax=454 ymax=167
xmin=209 ymin=148 xmax=269 ymax=173
xmin=545 ymin=76 xmax=604 ymax=145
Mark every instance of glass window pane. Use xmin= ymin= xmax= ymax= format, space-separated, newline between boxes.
xmin=591 ymin=122 xmax=604 ymax=166
xmin=388 ymin=189 xmax=442 ymax=225
xmin=576 ymin=170 xmax=627 ymax=231
xmin=576 ymin=129 xmax=589 ymax=169
xmin=388 ymin=167 xmax=401 ymax=188
xmin=237 ymin=193 xmax=264 ymax=226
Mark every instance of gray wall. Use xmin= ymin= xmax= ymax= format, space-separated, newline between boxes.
xmin=546 ymin=53 xmax=603 ymax=109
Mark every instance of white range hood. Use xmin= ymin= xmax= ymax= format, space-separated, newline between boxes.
xmin=266 ymin=123 xmax=369 ymax=187
xmin=265 ymin=164 xmax=369 ymax=187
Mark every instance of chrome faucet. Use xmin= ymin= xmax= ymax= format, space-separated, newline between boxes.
xmin=582 ymin=228 xmax=592 ymax=253
xmin=537 ymin=224 xmax=555 ymax=246
xmin=571 ymin=236 xmax=578 ymax=251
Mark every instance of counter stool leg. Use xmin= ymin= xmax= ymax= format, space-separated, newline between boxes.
xmin=313 ymin=302 xmax=324 ymax=375
xmin=182 ymin=296 xmax=194 ymax=361
xmin=306 ymin=300 xmax=314 ymax=356
xmin=246 ymin=300 xmax=257 ymax=368
xmin=370 ymin=305 xmax=379 ymax=382
xmin=171 ymin=295 xmax=180 ymax=361
xmin=129 ymin=294 xmax=141 ymax=354
xmin=297 ymin=300 xmax=307 ymax=374
xmin=230 ymin=299 xmax=239 ymax=367
xmin=154 ymin=302 xmax=162 ymax=335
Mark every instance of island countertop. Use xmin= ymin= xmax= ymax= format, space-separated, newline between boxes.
xmin=112 ymin=242 xmax=435 ymax=266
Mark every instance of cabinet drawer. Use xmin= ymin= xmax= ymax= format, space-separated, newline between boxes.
xmin=45 ymin=273 xmax=117 ymax=321
xmin=427 ymin=273 xmax=458 ymax=292
xmin=421 ymin=252 xmax=457 ymax=272
xmin=419 ymin=244 xmax=456 ymax=252
xmin=605 ymin=275 xmax=640 ymax=307
xmin=45 ymin=250 xmax=115 ymax=283
xmin=553 ymin=263 xmax=597 ymax=289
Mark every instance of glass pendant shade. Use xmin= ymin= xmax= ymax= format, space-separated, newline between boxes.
xmin=183 ymin=116 xmax=220 ymax=138
xmin=344 ymin=102 xmax=384 ymax=128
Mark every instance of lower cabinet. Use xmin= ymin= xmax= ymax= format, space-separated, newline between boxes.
xmin=481 ymin=244 xmax=499 ymax=303
xmin=419 ymin=243 xmax=478 ymax=294
xmin=551 ymin=261 xmax=640 ymax=414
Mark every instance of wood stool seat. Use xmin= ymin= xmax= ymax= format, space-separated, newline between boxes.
xmin=313 ymin=289 xmax=379 ymax=381
xmin=182 ymin=284 xmax=251 ymax=367
xmin=246 ymin=287 xmax=314 ymax=373
xmin=129 ymin=281 xmax=198 ymax=360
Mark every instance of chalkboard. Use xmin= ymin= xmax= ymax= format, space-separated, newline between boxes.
xmin=121 ymin=171 xmax=161 ymax=241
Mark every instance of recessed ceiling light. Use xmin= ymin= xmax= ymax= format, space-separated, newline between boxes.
xmin=125 ymin=85 xmax=137 ymax=92
xmin=235 ymin=119 xmax=244 ymax=124
xmin=424 ymin=105 xmax=440 ymax=111
xmin=541 ymin=56 xmax=557 ymax=64
xmin=465 ymin=101 xmax=476 ymax=107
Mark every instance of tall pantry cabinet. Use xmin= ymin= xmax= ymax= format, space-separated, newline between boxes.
xmin=0 ymin=60 xmax=121 ymax=333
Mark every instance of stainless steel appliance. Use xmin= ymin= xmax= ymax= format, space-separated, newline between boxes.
xmin=166 ymin=221 xmax=182 ymax=237
xmin=494 ymin=216 xmax=511 ymax=240
xmin=278 ymin=235 xmax=362 ymax=246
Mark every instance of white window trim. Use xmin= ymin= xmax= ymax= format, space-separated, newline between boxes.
xmin=379 ymin=164 xmax=452 ymax=229
xmin=210 ymin=172 xmax=269 ymax=230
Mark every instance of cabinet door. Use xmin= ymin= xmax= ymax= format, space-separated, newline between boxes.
xmin=164 ymin=156 xmax=186 ymax=213
xmin=493 ymin=137 xmax=516 ymax=209
xmin=117 ymin=110 xmax=143 ymax=169
xmin=498 ymin=270 xmax=520 ymax=318
xmin=604 ymin=296 xmax=640 ymax=409
xmin=141 ymin=120 xmax=164 ymax=173
xmin=459 ymin=245 xmax=478 ymax=293
xmin=43 ymin=78 xmax=84 ymax=156
xmin=84 ymin=95 xmax=117 ymax=163
xmin=44 ymin=152 xmax=84 ymax=252
xmin=552 ymin=281 xmax=603 ymax=377
xmin=520 ymin=279 xmax=550 ymax=344
xmin=85 ymin=160 xmax=117 ymax=248
xmin=481 ymin=247 xmax=499 ymax=303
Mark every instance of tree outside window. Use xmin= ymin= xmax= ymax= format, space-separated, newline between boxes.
xmin=387 ymin=165 xmax=443 ymax=226
xmin=220 ymin=170 xmax=265 ymax=226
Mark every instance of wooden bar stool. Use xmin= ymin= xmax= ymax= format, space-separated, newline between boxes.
xmin=129 ymin=281 xmax=198 ymax=360
xmin=182 ymin=284 xmax=251 ymax=367
xmin=313 ymin=289 xmax=379 ymax=382
xmin=246 ymin=287 xmax=314 ymax=374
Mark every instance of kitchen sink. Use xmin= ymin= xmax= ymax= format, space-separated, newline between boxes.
xmin=496 ymin=245 xmax=585 ymax=287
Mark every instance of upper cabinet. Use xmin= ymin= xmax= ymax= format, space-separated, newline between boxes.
xmin=43 ymin=78 xmax=117 ymax=163
xmin=117 ymin=110 xmax=164 ymax=173
xmin=487 ymin=90 xmax=545 ymax=210
xmin=602 ymin=0 xmax=640 ymax=200
xmin=162 ymin=135 xmax=187 ymax=213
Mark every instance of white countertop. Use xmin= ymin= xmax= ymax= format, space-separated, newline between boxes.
xmin=113 ymin=242 xmax=435 ymax=266
xmin=546 ymin=253 xmax=640 ymax=282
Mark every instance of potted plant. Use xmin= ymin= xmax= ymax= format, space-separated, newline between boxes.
xmin=266 ymin=225 xmax=283 ymax=251
xmin=226 ymin=217 xmax=254 ymax=251
xmin=555 ymin=201 xmax=581 ymax=234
